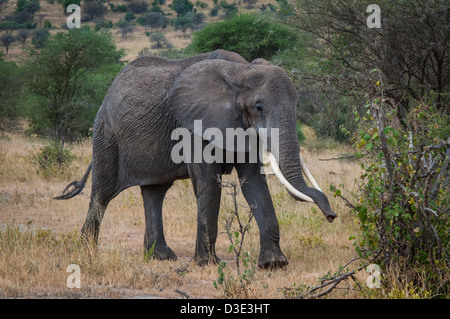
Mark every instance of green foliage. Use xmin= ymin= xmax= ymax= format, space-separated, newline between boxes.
xmin=109 ymin=3 xmax=127 ymax=12
xmin=278 ymin=0 xmax=450 ymax=142
xmin=62 ymin=0 xmax=80 ymax=10
xmin=124 ymin=11 xmax=135 ymax=21
xmin=82 ymin=1 xmax=107 ymax=21
xmin=17 ymin=0 xmax=29 ymax=11
xmin=213 ymin=180 xmax=256 ymax=298
xmin=31 ymin=28 xmax=50 ymax=48
xmin=191 ymin=13 xmax=297 ymax=61
xmin=95 ymin=19 xmax=113 ymax=31
xmin=172 ymin=15 xmax=195 ymax=37
xmin=335 ymin=82 xmax=449 ymax=296
xmin=32 ymin=142 xmax=75 ymax=177
xmin=1 ymin=33 xmax=17 ymax=55
xmin=296 ymin=121 xmax=305 ymax=143
xmin=143 ymin=240 xmax=156 ymax=263
xmin=150 ymin=32 xmax=172 ymax=49
xmin=271 ymin=32 xmax=361 ymax=142
xmin=0 ymin=54 xmax=23 ymax=130
xmin=127 ymin=1 xmax=148 ymax=14
xmin=23 ymin=27 xmax=124 ymax=145
xmin=171 ymin=0 xmax=194 ymax=17
xmin=138 ymin=11 xmax=169 ymax=31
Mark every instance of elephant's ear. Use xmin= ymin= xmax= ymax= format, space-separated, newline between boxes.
xmin=168 ymin=60 xmax=251 ymax=152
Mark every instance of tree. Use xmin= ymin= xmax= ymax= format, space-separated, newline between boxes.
xmin=140 ymin=11 xmax=163 ymax=32
xmin=173 ymin=15 xmax=194 ymax=38
xmin=220 ymin=0 xmax=237 ymax=18
xmin=171 ymin=0 xmax=194 ymax=17
xmin=150 ymin=32 xmax=172 ymax=49
xmin=0 ymin=22 xmax=19 ymax=34
xmin=1 ymin=33 xmax=17 ymax=56
xmin=82 ymin=1 xmax=107 ymax=21
xmin=24 ymin=27 xmax=124 ymax=149
xmin=31 ymin=28 xmax=50 ymax=48
xmin=11 ymin=0 xmax=40 ymax=28
xmin=0 ymin=0 xmax=8 ymax=11
xmin=0 ymin=53 xmax=23 ymax=130
xmin=62 ymin=0 xmax=80 ymax=11
xmin=17 ymin=28 xmax=30 ymax=47
xmin=116 ymin=19 xmax=134 ymax=38
xmin=124 ymin=11 xmax=135 ymax=21
xmin=285 ymin=0 xmax=450 ymax=125
xmin=191 ymin=13 xmax=298 ymax=61
xmin=127 ymin=1 xmax=148 ymax=14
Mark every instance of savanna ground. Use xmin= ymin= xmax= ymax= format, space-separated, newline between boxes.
xmin=1 ymin=0 xmax=279 ymax=62
xmin=0 ymin=125 xmax=372 ymax=299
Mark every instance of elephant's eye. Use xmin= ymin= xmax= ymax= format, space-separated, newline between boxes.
xmin=255 ymin=102 xmax=263 ymax=112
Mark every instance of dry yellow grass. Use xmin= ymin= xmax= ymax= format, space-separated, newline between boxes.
xmin=1 ymin=0 xmax=280 ymax=62
xmin=0 ymin=127 xmax=370 ymax=299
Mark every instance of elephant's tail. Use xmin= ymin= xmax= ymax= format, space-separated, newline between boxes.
xmin=54 ymin=162 xmax=92 ymax=200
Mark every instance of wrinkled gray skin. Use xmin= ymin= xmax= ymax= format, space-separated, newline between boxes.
xmin=56 ymin=49 xmax=336 ymax=269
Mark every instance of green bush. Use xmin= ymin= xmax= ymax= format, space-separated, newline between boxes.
xmin=0 ymin=54 xmax=23 ymax=130
xmin=296 ymin=121 xmax=305 ymax=143
xmin=335 ymin=88 xmax=449 ymax=297
xmin=61 ymin=0 xmax=80 ymax=10
xmin=190 ymin=13 xmax=298 ymax=61
xmin=33 ymin=142 xmax=75 ymax=177
xmin=24 ymin=27 xmax=124 ymax=144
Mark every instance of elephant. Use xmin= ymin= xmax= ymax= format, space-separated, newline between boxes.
xmin=56 ymin=49 xmax=337 ymax=269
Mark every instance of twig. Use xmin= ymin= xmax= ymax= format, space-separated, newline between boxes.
xmin=318 ymin=155 xmax=357 ymax=161
xmin=174 ymin=289 xmax=190 ymax=299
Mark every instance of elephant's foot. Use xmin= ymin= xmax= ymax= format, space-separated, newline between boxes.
xmin=258 ymin=249 xmax=289 ymax=269
xmin=146 ymin=244 xmax=177 ymax=261
xmin=80 ymin=225 xmax=99 ymax=248
xmin=194 ymin=252 xmax=221 ymax=266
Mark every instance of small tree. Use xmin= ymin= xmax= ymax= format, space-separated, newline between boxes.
xmin=24 ymin=27 xmax=124 ymax=151
xmin=116 ymin=19 xmax=134 ymax=38
xmin=127 ymin=1 xmax=148 ymax=13
xmin=62 ymin=0 xmax=80 ymax=11
xmin=31 ymin=28 xmax=50 ymax=48
xmin=0 ymin=54 xmax=22 ymax=130
xmin=82 ymin=1 xmax=107 ymax=21
xmin=17 ymin=28 xmax=30 ymax=47
xmin=150 ymin=32 xmax=172 ymax=49
xmin=140 ymin=11 xmax=163 ymax=32
xmin=213 ymin=179 xmax=256 ymax=298
xmin=171 ymin=0 xmax=194 ymax=17
xmin=333 ymin=78 xmax=449 ymax=297
xmin=191 ymin=13 xmax=298 ymax=61
xmin=173 ymin=15 xmax=194 ymax=38
xmin=1 ymin=33 xmax=17 ymax=56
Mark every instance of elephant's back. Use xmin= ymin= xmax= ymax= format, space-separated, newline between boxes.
xmin=99 ymin=62 xmax=181 ymax=127
xmin=93 ymin=62 xmax=185 ymax=184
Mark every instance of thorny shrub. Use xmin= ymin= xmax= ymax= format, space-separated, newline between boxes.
xmin=336 ymin=82 xmax=449 ymax=297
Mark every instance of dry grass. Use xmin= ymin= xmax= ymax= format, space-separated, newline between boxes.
xmin=0 ymin=127 xmax=371 ymax=299
xmin=1 ymin=0 xmax=280 ymax=62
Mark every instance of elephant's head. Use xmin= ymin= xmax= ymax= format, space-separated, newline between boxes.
xmin=168 ymin=59 xmax=337 ymax=222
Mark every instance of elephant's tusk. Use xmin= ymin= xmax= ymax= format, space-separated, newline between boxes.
xmin=300 ymin=156 xmax=322 ymax=192
xmin=266 ymin=152 xmax=314 ymax=203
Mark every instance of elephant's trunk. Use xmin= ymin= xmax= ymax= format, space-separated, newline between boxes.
xmin=266 ymin=121 xmax=337 ymax=223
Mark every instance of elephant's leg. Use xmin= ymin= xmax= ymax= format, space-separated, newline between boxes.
xmin=235 ymin=162 xmax=288 ymax=269
xmin=81 ymin=191 xmax=110 ymax=246
xmin=188 ymin=162 xmax=223 ymax=266
xmin=81 ymin=145 xmax=119 ymax=246
xmin=140 ymin=183 xmax=177 ymax=261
